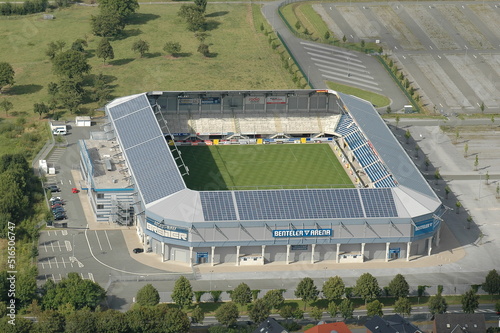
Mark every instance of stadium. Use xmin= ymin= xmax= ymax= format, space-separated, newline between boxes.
xmin=79 ymin=89 xmax=445 ymax=266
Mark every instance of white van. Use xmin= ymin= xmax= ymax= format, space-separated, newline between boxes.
xmin=53 ymin=128 xmax=67 ymax=135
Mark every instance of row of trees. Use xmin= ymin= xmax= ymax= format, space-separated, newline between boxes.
xmin=0 ymin=0 xmax=48 ymax=16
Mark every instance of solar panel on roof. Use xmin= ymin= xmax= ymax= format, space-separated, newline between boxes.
xmin=234 ymin=189 xmax=364 ymax=221
xmin=200 ymin=192 xmax=237 ymax=221
xmin=359 ymin=188 xmax=397 ymax=217
xmin=124 ymin=136 xmax=185 ymax=204
xmin=108 ymin=94 xmax=150 ymax=120
xmin=113 ymin=107 xmax=160 ymax=149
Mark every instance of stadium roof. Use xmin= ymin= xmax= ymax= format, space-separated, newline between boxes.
xmin=106 ymin=90 xmax=441 ymax=223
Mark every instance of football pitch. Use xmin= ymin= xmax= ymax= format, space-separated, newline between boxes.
xmin=177 ymin=144 xmax=354 ymax=191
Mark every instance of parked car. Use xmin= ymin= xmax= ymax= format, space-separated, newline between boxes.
xmin=54 ymin=214 xmax=66 ymax=220
xmin=51 ymin=203 xmax=63 ymax=209
xmin=49 ymin=196 xmax=62 ymax=202
xmin=132 ymin=248 xmax=144 ymax=254
xmin=46 ymin=185 xmax=60 ymax=192
xmin=52 ymin=207 xmax=65 ymax=214
xmin=50 ymin=200 xmax=64 ymax=206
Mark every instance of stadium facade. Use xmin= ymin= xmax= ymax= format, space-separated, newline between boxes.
xmin=79 ymin=90 xmax=445 ymax=265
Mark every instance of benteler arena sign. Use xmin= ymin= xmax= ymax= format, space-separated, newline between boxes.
xmin=272 ymin=228 xmax=333 ymax=237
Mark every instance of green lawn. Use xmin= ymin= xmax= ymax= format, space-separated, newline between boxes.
xmin=326 ymin=81 xmax=391 ymax=108
xmin=178 ymin=144 xmax=353 ymax=190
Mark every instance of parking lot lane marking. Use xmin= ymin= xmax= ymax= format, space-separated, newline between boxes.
xmin=57 ymin=240 xmax=63 ymax=251
xmin=65 ymin=240 xmax=72 ymax=252
xmin=95 ymin=230 xmax=103 ymax=251
xmin=39 ymin=261 xmax=45 ymax=269
xmin=47 ymin=259 xmax=52 ymax=269
xmin=50 ymin=241 xmax=55 ymax=252
xmin=80 ymin=273 xmax=85 ymax=279
xmin=44 ymin=242 xmax=48 ymax=252
xmin=51 ymin=274 xmax=55 ymax=282
xmin=62 ymin=230 xmax=68 ymax=236
xmin=69 ymin=257 xmax=74 ymax=268
xmin=88 ymin=272 xmax=95 ymax=283
xmin=54 ymin=258 xmax=59 ymax=269
xmin=104 ymin=230 xmax=112 ymax=250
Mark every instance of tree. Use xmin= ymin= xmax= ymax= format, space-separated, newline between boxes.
xmin=132 ymin=39 xmax=150 ymax=58
xmin=386 ymin=106 xmax=392 ymax=114
xmin=136 ymin=283 xmax=160 ymax=306
xmin=404 ymin=129 xmax=411 ymax=144
xmin=0 ymin=99 xmax=13 ymax=116
xmin=178 ymin=4 xmax=206 ymax=32
xmin=96 ymin=309 xmax=129 ymax=333
xmin=91 ymin=12 xmax=125 ymax=37
xmin=71 ymin=38 xmax=88 ymax=53
xmin=32 ymin=309 xmax=65 ymax=333
xmin=231 ymin=282 xmax=252 ymax=306
xmin=480 ymin=101 xmax=485 ymax=114
xmin=434 ymin=169 xmax=440 ymax=185
xmin=394 ymin=297 xmax=412 ymax=317
xmin=474 ymin=155 xmax=479 ymax=170
xmin=495 ymin=300 xmax=500 ymax=313
xmin=395 ymin=115 xmax=400 ymax=127
xmin=464 ymin=143 xmax=469 ymax=157
xmin=171 ymin=276 xmax=193 ymax=308
xmin=215 ymin=302 xmax=239 ymax=327
xmin=41 ymin=272 xmax=106 ymax=310
xmin=45 ymin=41 xmax=61 ymax=60
xmin=338 ymin=298 xmax=354 ymax=320
xmin=455 ymin=201 xmax=461 ymax=214
xmin=191 ymin=305 xmax=204 ymax=324
xmin=33 ymin=102 xmax=49 ymax=119
xmin=210 ymin=290 xmax=222 ymax=302
xmin=309 ymin=306 xmax=323 ymax=321
xmin=445 ymin=186 xmax=451 ymax=199
xmin=96 ymin=38 xmax=114 ymax=64
xmin=279 ymin=305 xmax=295 ymax=321
xmin=327 ymin=301 xmax=337 ymax=318
xmin=491 ymin=115 xmax=495 ymax=126
xmin=354 ymin=273 xmax=380 ymax=303
xmin=65 ymin=307 xmax=97 ymax=333
xmin=483 ymin=269 xmax=500 ymax=296
xmin=485 ymin=171 xmax=490 ymax=185
xmin=322 ymin=276 xmax=345 ymax=301
xmin=92 ymin=73 xmax=112 ymax=104
xmin=194 ymin=0 xmax=207 ymax=13
xmin=295 ymin=21 xmax=301 ymax=30
xmin=324 ymin=30 xmax=331 ymax=40
xmin=157 ymin=304 xmax=191 ymax=333
xmin=163 ymin=41 xmax=181 ymax=57
xmin=262 ymin=289 xmax=284 ymax=310
xmin=388 ymin=274 xmax=409 ymax=298
xmin=249 ymin=298 xmax=271 ymax=324
xmin=197 ymin=43 xmax=210 ymax=57
xmin=194 ymin=291 xmax=205 ymax=303
xmin=97 ymin=0 xmax=139 ymax=20
xmin=461 ymin=289 xmax=479 ymax=313
xmin=57 ymin=78 xmax=84 ymax=113
xmin=0 ymin=62 xmax=15 ymax=92
xmin=366 ymin=300 xmax=383 ymax=317
xmin=342 ymin=35 xmax=347 ymax=43
xmin=428 ymin=294 xmax=448 ymax=315
xmin=360 ymin=39 xmax=365 ymax=48
xmin=295 ymin=277 xmax=319 ymax=309
xmin=52 ymin=49 xmax=91 ymax=79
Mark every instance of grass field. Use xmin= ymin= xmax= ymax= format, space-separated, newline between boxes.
xmin=178 ymin=144 xmax=354 ymax=190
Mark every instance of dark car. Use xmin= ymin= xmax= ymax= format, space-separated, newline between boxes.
xmin=51 ymin=200 xmax=64 ymax=206
xmin=54 ymin=214 xmax=66 ymax=220
xmin=46 ymin=185 xmax=61 ymax=192
xmin=132 ymin=248 xmax=144 ymax=254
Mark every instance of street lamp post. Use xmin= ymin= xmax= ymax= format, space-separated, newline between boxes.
xmin=72 ymin=234 xmax=75 ymax=260
xmin=478 ymin=172 xmax=482 ymax=199
xmin=209 ymin=270 xmax=214 ymax=291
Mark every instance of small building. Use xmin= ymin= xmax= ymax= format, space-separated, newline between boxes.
xmin=252 ymin=318 xmax=288 ymax=333
xmin=43 ymin=14 xmax=54 ymax=20
xmin=433 ymin=313 xmax=486 ymax=333
xmin=305 ymin=321 xmax=352 ymax=333
xmin=75 ymin=116 xmax=92 ymax=127
xmin=365 ymin=314 xmax=423 ymax=333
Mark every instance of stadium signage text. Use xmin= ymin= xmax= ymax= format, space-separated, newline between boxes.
xmin=413 ymin=218 xmax=440 ymax=236
xmin=146 ymin=221 xmax=188 ymax=241
xmin=272 ymin=228 xmax=332 ymax=238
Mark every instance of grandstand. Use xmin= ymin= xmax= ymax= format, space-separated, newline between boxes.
xmin=79 ymin=89 xmax=445 ymax=265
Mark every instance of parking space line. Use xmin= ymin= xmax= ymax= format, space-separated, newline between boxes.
xmin=48 ymin=259 xmax=52 ymax=269
xmin=61 ymin=257 xmax=66 ymax=268
xmin=43 ymin=243 xmax=47 ymax=253
xmin=95 ymin=230 xmax=103 ymax=251
xmin=54 ymin=258 xmax=59 ymax=269
xmin=80 ymin=273 xmax=85 ymax=280
xmin=51 ymin=273 xmax=55 ymax=282
xmin=47 ymin=231 xmax=51 ymax=236
xmin=56 ymin=240 xmax=63 ymax=252
xmin=62 ymin=230 xmax=68 ymax=236
xmin=39 ymin=261 xmax=45 ymax=269
xmin=69 ymin=257 xmax=74 ymax=268
xmin=65 ymin=240 xmax=72 ymax=252
xmin=50 ymin=242 xmax=55 ymax=252
xmin=104 ymin=231 xmax=112 ymax=250
xmin=88 ymin=272 xmax=95 ymax=283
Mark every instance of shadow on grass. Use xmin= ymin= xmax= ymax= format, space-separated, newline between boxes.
xmin=127 ymin=13 xmax=161 ymax=25
xmin=8 ymin=84 xmax=43 ymax=95
xmin=144 ymin=52 xmax=163 ymax=59
xmin=205 ymin=20 xmax=221 ymax=31
xmin=206 ymin=11 xmax=229 ymax=18
xmin=171 ymin=52 xmax=192 ymax=58
xmin=109 ymin=58 xmax=135 ymax=66
xmin=117 ymin=28 xmax=142 ymax=39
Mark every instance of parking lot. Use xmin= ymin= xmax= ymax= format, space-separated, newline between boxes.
xmin=321 ymin=1 xmax=500 ymax=113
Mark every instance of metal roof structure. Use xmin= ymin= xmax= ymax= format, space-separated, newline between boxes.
xmin=106 ymin=90 xmax=441 ymax=224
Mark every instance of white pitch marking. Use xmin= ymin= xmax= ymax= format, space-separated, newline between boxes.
xmin=105 ymin=230 xmax=112 ymax=250
xmin=95 ymin=230 xmax=103 ymax=251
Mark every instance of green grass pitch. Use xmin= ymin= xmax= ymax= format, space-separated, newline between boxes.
xmin=177 ymin=144 xmax=354 ymax=191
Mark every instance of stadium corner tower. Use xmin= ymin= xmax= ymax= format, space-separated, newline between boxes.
xmin=79 ymin=90 xmax=445 ymax=266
